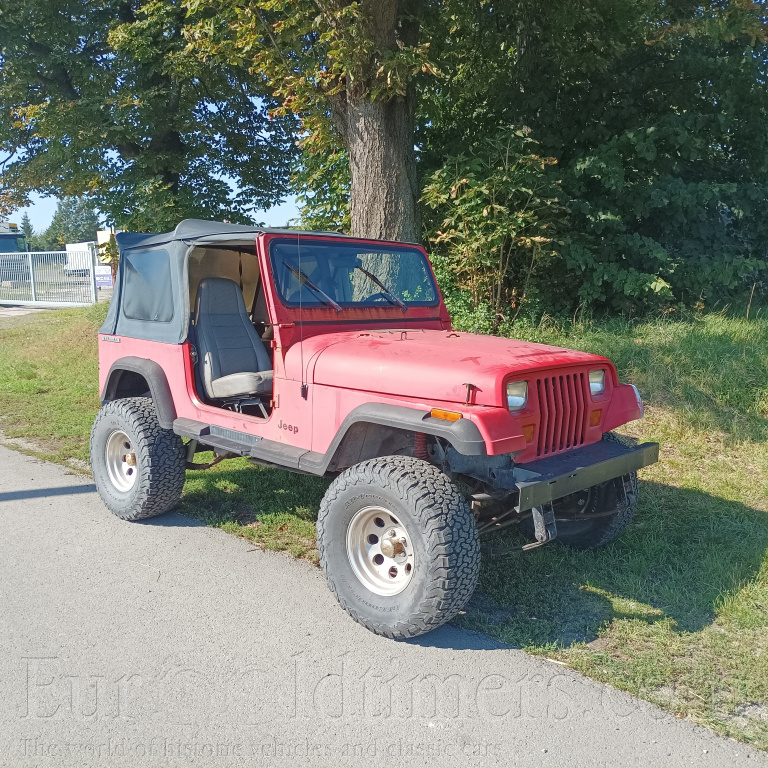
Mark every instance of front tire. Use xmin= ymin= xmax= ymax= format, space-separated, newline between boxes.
xmin=90 ymin=397 xmax=186 ymax=521
xmin=317 ymin=456 xmax=480 ymax=639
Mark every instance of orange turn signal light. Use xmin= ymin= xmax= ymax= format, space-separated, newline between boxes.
xmin=522 ymin=424 xmax=535 ymax=443
xmin=589 ymin=409 xmax=602 ymax=427
xmin=430 ymin=408 xmax=463 ymax=422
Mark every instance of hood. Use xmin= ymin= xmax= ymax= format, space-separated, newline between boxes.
xmin=307 ymin=329 xmax=609 ymax=406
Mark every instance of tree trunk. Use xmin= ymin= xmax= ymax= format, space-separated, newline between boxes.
xmin=342 ymin=93 xmax=420 ymax=243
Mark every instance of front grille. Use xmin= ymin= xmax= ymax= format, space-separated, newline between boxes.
xmin=535 ymin=372 xmax=588 ymax=457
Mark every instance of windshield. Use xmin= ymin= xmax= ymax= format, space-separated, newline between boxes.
xmin=0 ymin=234 xmax=26 ymax=253
xmin=269 ymin=239 xmax=438 ymax=309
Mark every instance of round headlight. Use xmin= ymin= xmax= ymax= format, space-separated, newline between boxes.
xmin=507 ymin=380 xmax=528 ymax=411
xmin=589 ymin=369 xmax=606 ymax=396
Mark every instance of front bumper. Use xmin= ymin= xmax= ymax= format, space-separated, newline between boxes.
xmin=513 ymin=440 xmax=659 ymax=513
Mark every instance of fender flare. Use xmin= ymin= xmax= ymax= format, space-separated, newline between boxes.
xmin=302 ymin=403 xmax=488 ymax=474
xmin=101 ymin=357 xmax=177 ymax=429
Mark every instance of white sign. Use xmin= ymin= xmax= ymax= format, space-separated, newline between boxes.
xmin=94 ymin=264 xmax=113 ymax=288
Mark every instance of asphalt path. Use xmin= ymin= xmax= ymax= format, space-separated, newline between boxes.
xmin=0 ymin=443 xmax=763 ymax=767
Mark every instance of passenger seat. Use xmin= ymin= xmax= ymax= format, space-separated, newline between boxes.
xmin=194 ymin=278 xmax=273 ymax=402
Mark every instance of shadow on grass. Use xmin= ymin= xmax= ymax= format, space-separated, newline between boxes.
xmin=166 ymin=457 xmax=330 ymax=559
xmin=176 ymin=458 xmax=329 ymax=522
xmin=145 ymin=456 xmax=768 ymax=652
xmin=452 ymin=480 xmax=768 ymax=649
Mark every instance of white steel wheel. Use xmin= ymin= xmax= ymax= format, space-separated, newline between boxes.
xmin=317 ymin=456 xmax=481 ymax=639
xmin=105 ymin=429 xmax=138 ymax=493
xmin=90 ymin=398 xmax=186 ymax=521
xmin=346 ymin=506 xmax=415 ymax=596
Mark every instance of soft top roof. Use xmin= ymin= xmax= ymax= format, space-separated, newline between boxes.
xmin=104 ymin=219 xmax=418 ymax=345
xmin=115 ymin=218 xmax=354 ymax=252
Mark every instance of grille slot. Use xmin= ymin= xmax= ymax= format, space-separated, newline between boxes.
xmin=536 ymin=372 xmax=588 ymax=456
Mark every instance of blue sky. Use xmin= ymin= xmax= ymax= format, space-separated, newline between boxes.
xmin=12 ymin=192 xmax=301 ymax=233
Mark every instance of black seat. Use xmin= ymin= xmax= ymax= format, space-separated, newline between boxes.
xmin=194 ymin=278 xmax=273 ymax=402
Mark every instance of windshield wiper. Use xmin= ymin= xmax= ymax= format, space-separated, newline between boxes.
xmin=354 ymin=266 xmax=408 ymax=312
xmin=284 ymin=263 xmax=342 ymax=312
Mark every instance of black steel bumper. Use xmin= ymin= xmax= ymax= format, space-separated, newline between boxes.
xmin=513 ymin=440 xmax=659 ymax=513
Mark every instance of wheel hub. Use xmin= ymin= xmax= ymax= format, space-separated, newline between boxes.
xmin=105 ymin=430 xmax=138 ymax=493
xmin=346 ymin=507 xmax=415 ymax=596
xmin=380 ymin=527 xmax=409 ymax=558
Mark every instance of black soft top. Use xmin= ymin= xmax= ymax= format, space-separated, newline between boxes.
xmin=115 ymin=218 xmax=352 ymax=252
xmin=102 ymin=219 xmax=356 ymax=344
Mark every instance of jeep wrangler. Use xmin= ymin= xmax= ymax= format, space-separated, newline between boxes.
xmin=91 ymin=219 xmax=658 ymax=639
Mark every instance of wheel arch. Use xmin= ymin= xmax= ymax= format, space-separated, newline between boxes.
xmin=320 ymin=403 xmax=487 ymax=473
xmin=101 ymin=357 xmax=177 ymax=429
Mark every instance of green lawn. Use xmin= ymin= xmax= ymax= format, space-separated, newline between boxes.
xmin=1 ymin=304 xmax=767 ymax=746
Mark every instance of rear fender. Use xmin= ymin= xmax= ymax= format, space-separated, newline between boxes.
xmin=101 ymin=357 xmax=177 ymax=429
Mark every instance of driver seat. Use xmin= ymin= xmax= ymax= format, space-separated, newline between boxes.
xmin=194 ymin=278 xmax=273 ymax=405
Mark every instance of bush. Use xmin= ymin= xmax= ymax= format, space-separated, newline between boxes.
xmin=423 ymin=124 xmax=768 ymax=325
xmin=562 ymin=119 xmax=768 ymax=310
xmin=422 ymin=129 xmax=567 ymax=332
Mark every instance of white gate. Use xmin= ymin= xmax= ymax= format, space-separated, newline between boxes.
xmin=0 ymin=250 xmax=97 ymax=307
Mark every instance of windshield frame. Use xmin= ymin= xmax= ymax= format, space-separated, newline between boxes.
xmin=267 ymin=236 xmax=440 ymax=311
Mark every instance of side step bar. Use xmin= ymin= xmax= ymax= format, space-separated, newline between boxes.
xmin=173 ymin=418 xmax=327 ymax=474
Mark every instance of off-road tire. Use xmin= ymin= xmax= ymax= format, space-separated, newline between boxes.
xmin=90 ymin=397 xmax=186 ymax=521
xmin=521 ymin=432 xmax=639 ymax=550
xmin=317 ymin=456 xmax=480 ymax=639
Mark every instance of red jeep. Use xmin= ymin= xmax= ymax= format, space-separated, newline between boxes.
xmin=91 ymin=220 xmax=658 ymax=638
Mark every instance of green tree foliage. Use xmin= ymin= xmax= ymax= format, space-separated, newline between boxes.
xmin=292 ymin=144 xmax=351 ymax=233
xmin=423 ymin=129 xmax=563 ymax=332
xmin=420 ymin=0 xmax=768 ymax=313
xmin=19 ymin=212 xmax=33 ymax=243
xmin=24 ymin=197 xmax=101 ymax=251
xmin=187 ymin=0 xmax=435 ymax=240
xmin=295 ymin=1 xmax=768 ymax=314
xmin=42 ymin=197 xmax=101 ymax=250
xmin=3 ymin=0 xmax=766 ymax=317
xmin=0 ymin=0 xmax=296 ymax=230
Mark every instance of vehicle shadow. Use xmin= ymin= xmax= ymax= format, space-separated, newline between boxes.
xmin=141 ymin=459 xmax=328 ymax=561
xmin=144 ymin=462 xmax=768 ymax=652
xmin=144 ymin=457 xmax=330 ymax=528
xmin=437 ymin=480 xmax=768 ymax=650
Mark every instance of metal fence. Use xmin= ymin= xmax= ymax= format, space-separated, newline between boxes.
xmin=0 ymin=250 xmax=98 ymax=307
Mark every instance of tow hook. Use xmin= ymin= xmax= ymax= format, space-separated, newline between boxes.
xmin=480 ymin=502 xmax=558 ymax=557
xmin=522 ymin=502 xmax=557 ymax=550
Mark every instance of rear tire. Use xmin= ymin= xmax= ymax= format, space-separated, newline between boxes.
xmin=90 ymin=397 xmax=186 ymax=521
xmin=317 ymin=456 xmax=480 ymax=639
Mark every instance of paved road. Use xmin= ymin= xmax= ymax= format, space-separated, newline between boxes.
xmin=0 ymin=444 xmax=762 ymax=768
xmin=0 ymin=305 xmax=48 ymax=319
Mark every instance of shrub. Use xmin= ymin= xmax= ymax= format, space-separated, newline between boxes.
xmin=422 ymin=129 xmax=565 ymax=332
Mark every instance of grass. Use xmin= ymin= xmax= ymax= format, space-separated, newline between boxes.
xmin=0 ymin=304 xmax=106 ymax=463
xmin=1 ymin=304 xmax=767 ymax=745
xmin=180 ymin=457 xmax=326 ymax=562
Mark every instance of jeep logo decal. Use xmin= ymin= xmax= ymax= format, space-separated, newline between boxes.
xmin=278 ymin=420 xmax=298 ymax=434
